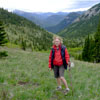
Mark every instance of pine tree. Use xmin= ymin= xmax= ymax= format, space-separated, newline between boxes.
xmin=82 ymin=35 xmax=90 ymax=61
xmin=94 ymin=19 xmax=100 ymax=63
xmin=21 ymin=37 xmax=26 ymax=51
xmin=89 ymin=37 xmax=95 ymax=62
xmin=0 ymin=21 xmax=8 ymax=46
xmin=0 ymin=21 xmax=8 ymax=58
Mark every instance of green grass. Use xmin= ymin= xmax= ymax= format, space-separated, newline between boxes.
xmin=6 ymin=42 xmax=21 ymax=49
xmin=0 ymin=47 xmax=100 ymax=100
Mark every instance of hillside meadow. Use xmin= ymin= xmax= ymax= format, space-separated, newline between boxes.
xmin=0 ymin=47 xmax=100 ymax=100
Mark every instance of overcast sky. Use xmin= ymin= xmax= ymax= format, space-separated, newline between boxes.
xmin=0 ymin=0 xmax=100 ymax=12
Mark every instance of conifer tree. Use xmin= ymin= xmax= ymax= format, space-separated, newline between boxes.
xmin=0 ymin=21 xmax=8 ymax=46
xmin=21 ymin=37 xmax=26 ymax=51
xmin=89 ymin=37 xmax=95 ymax=62
xmin=94 ymin=19 xmax=100 ymax=63
xmin=0 ymin=21 xmax=8 ymax=58
xmin=82 ymin=35 xmax=90 ymax=61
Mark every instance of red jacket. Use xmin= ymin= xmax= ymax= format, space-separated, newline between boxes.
xmin=48 ymin=45 xmax=70 ymax=68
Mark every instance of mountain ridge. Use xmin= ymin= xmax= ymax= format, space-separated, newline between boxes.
xmin=13 ymin=10 xmax=68 ymax=27
xmin=58 ymin=3 xmax=100 ymax=38
xmin=45 ymin=12 xmax=81 ymax=33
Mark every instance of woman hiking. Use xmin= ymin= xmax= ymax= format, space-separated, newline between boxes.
xmin=48 ymin=36 xmax=70 ymax=95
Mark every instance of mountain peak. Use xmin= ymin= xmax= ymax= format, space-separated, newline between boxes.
xmin=74 ymin=3 xmax=100 ymax=22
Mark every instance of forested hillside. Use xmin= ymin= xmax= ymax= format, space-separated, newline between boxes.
xmin=0 ymin=8 xmax=53 ymax=51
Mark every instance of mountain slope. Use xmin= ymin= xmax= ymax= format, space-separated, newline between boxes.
xmin=45 ymin=12 xmax=80 ymax=33
xmin=58 ymin=3 xmax=100 ymax=38
xmin=0 ymin=8 xmax=53 ymax=50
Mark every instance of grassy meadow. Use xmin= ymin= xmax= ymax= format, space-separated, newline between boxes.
xmin=0 ymin=47 xmax=100 ymax=100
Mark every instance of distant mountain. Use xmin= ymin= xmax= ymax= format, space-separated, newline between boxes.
xmin=0 ymin=8 xmax=53 ymax=50
xmin=13 ymin=10 xmax=47 ymax=26
xmin=76 ymin=11 xmax=86 ymax=15
xmin=45 ymin=12 xmax=81 ymax=33
xmin=13 ymin=10 xmax=68 ymax=28
xmin=43 ymin=14 xmax=67 ymax=27
xmin=58 ymin=3 xmax=100 ymax=38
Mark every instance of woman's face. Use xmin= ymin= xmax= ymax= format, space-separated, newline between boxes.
xmin=54 ymin=38 xmax=61 ymax=47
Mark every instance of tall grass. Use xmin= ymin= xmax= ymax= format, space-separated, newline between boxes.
xmin=0 ymin=47 xmax=100 ymax=100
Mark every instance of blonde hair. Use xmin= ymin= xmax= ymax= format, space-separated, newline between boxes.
xmin=52 ymin=36 xmax=63 ymax=44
